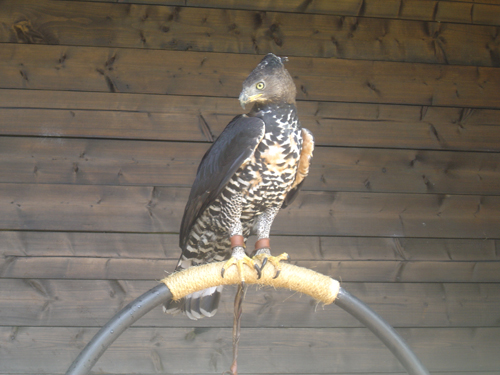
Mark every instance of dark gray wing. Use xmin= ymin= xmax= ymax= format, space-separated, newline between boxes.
xmin=180 ymin=115 xmax=265 ymax=249
xmin=281 ymin=180 xmax=305 ymax=209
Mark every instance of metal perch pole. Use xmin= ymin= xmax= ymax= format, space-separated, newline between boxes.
xmin=65 ymin=261 xmax=430 ymax=375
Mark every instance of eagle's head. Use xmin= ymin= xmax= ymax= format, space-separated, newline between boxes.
xmin=239 ymin=53 xmax=296 ymax=109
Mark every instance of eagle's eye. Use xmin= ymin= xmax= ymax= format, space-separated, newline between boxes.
xmin=256 ymin=82 xmax=265 ymax=90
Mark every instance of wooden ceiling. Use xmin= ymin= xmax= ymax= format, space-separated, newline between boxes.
xmin=0 ymin=0 xmax=500 ymax=374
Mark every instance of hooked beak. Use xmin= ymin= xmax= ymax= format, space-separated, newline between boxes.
xmin=238 ymin=91 xmax=263 ymax=109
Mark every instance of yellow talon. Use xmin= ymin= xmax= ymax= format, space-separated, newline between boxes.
xmin=253 ymin=252 xmax=290 ymax=279
xmin=221 ymin=255 xmax=258 ymax=283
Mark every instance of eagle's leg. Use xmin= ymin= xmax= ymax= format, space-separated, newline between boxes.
xmin=221 ymin=236 xmax=260 ymax=281
xmin=220 ymin=194 xmax=261 ymax=281
xmin=252 ymin=206 xmax=290 ymax=278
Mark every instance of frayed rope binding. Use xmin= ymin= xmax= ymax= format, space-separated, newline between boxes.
xmin=162 ymin=259 xmax=340 ymax=305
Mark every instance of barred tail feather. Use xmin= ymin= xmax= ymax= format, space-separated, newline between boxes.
xmin=163 ymin=286 xmax=223 ymax=320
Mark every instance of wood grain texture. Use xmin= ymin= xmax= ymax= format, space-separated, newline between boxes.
xmin=1 ymin=45 xmax=499 ymax=108
xmin=0 ymin=108 xmax=211 ymax=142
xmin=1 ymin=257 xmax=499 ymax=282
xmin=3 ymin=0 xmax=500 ymax=65
xmin=1 ymin=279 xmax=499 ymax=328
xmin=0 ymin=183 xmax=186 ymax=233
xmin=3 ymin=89 xmax=500 ymax=151
xmin=3 ymin=136 xmax=500 ymax=195
xmin=2 ymin=231 xmax=498 ymax=261
xmin=0 ymin=231 xmax=181 ymax=258
xmin=311 ymin=146 xmax=500 ymax=195
xmin=6 ymin=374 xmax=498 ymax=375
xmin=0 ymin=137 xmax=208 ymax=187
xmin=279 ymin=190 xmax=500 ymax=238
xmin=0 ymin=1 xmax=499 ymax=374
xmin=3 ymin=374 xmax=496 ymax=375
xmin=1 ymin=326 xmax=499 ymax=373
xmin=2 ymin=183 xmax=500 ymax=238
xmin=59 ymin=0 xmax=500 ymax=26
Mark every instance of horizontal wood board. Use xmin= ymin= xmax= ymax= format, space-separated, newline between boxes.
xmin=1 ymin=279 xmax=499 ymax=328
xmin=3 ymin=90 xmax=500 ymax=151
xmin=2 ymin=257 xmax=500 ymax=282
xmin=60 ymin=0 xmax=500 ymax=26
xmin=9 ymin=374 xmax=498 ymax=375
xmin=2 ymin=183 xmax=500 ymax=238
xmin=1 ymin=231 xmax=499 ymax=261
xmin=2 ymin=0 xmax=500 ymax=66
xmin=2 ymin=136 xmax=500 ymax=195
xmin=1 ymin=44 xmax=500 ymax=108
xmin=1 ymin=0 xmax=499 ymax=374
xmin=1 ymin=327 xmax=499 ymax=373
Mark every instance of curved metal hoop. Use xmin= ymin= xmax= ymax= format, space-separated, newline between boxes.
xmin=65 ymin=267 xmax=430 ymax=375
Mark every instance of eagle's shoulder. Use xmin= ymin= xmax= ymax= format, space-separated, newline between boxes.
xmin=179 ymin=115 xmax=265 ymax=248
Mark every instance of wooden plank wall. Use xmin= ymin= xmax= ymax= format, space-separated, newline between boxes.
xmin=0 ymin=0 xmax=499 ymax=374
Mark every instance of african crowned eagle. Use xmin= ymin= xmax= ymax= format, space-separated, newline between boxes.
xmin=164 ymin=53 xmax=314 ymax=320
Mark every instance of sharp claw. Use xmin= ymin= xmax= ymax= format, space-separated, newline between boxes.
xmin=254 ymin=264 xmax=262 ymax=279
xmin=260 ymin=257 xmax=268 ymax=271
xmin=253 ymin=252 xmax=288 ymax=279
xmin=221 ymin=267 xmax=226 ymax=278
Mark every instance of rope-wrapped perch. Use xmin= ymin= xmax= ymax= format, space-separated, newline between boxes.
xmin=67 ymin=260 xmax=430 ymax=375
xmin=162 ymin=258 xmax=340 ymax=305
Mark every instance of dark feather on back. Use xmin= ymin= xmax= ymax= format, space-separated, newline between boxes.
xmin=179 ymin=115 xmax=265 ymax=248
